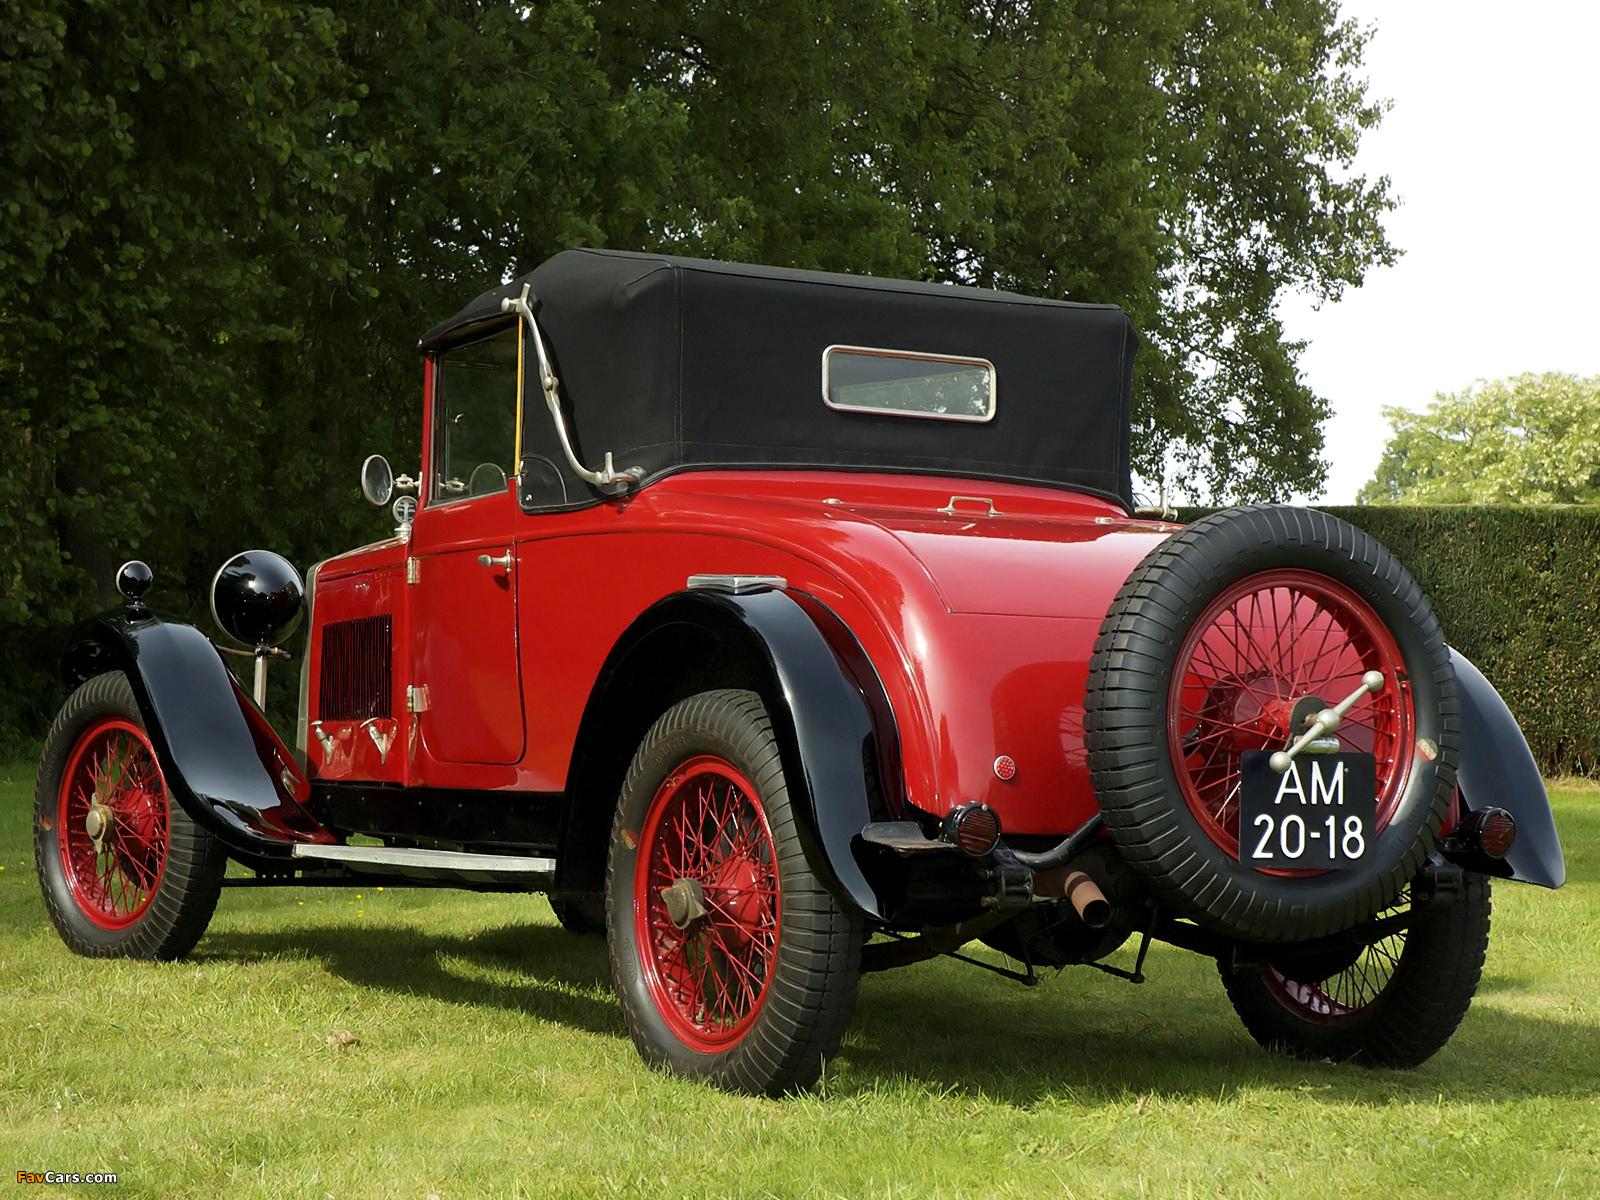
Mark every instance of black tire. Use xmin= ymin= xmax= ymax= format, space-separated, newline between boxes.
xmin=1085 ymin=505 xmax=1458 ymax=942
xmin=1220 ymin=873 xmax=1491 ymax=1067
xmin=548 ymin=892 xmax=606 ymax=936
xmin=35 ymin=671 xmax=227 ymax=960
xmin=606 ymin=689 xmax=863 ymax=1096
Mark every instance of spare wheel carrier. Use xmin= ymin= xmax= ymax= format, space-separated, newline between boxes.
xmin=1084 ymin=505 xmax=1459 ymax=943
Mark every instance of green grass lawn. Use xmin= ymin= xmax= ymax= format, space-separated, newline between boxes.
xmin=1 ymin=763 xmax=1595 ymax=1199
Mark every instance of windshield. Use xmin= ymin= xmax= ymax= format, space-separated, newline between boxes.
xmin=433 ymin=327 xmax=518 ymax=503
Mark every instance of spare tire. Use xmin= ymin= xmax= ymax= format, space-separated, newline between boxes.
xmin=1084 ymin=506 xmax=1457 ymax=942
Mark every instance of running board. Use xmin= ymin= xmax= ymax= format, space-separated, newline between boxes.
xmin=291 ymin=843 xmax=556 ymax=884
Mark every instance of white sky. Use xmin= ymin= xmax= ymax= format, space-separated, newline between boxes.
xmin=1280 ymin=0 xmax=1600 ymax=503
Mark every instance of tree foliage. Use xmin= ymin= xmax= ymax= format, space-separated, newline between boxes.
xmin=1 ymin=0 xmax=1394 ymax=748
xmin=593 ymin=0 xmax=1396 ymax=498
xmin=1358 ymin=373 xmax=1600 ymax=505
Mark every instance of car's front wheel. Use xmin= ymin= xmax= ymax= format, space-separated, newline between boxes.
xmin=1219 ymin=872 xmax=1491 ymax=1067
xmin=606 ymin=689 xmax=862 ymax=1095
xmin=35 ymin=671 xmax=228 ymax=960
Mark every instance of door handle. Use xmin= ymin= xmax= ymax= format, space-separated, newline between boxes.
xmin=477 ymin=552 xmax=512 ymax=571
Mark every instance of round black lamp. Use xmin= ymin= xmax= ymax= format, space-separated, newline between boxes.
xmin=210 ymin=550 xmax=305 ymax=650
xmin=115 ymin=560 xmax=154 ymax=613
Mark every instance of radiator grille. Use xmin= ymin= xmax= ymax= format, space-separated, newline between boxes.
xmin=318 ymin=615 xmax=393 ymax=720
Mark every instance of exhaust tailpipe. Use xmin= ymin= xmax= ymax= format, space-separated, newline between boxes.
xmin=1033 ymin=866 xmax=1113 ymax=929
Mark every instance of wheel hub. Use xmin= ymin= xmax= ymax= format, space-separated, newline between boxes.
xmin=1287 ymin=695 xmax=1332 ymax=739
xmin=1203 ymin=673 xmax=1293 ymax=752
xmin=708 ymin=856 xmax=765 ymax=945
xmin=660 ymin=876 xmax=708 ymax=930
xmin=84 ymin=802 xmax=112 ymax=845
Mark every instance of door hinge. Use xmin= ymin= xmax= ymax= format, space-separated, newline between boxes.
xmin=406 ymin=684 xmax=431 ymax=713
xmin=406 ymin=557 xmax=420 ymax=585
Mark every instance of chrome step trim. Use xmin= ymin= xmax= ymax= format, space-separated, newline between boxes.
xmin=291 ymin=843 xmax=556 ymax=875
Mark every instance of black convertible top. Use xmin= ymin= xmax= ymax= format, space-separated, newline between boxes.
xmin=419 ymin=249 xmax=1136 ymax=509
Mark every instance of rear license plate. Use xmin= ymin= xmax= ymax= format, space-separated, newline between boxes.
xmin=1238 ymin=751 xmax=1377 ymax=869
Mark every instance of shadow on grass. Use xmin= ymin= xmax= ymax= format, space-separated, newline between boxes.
xmin=198 ymin=919 xmax=1594 ymax=1109
xmin=840 ymin=959 xmax=1600 ymax=1107
xmin=201 ymin=923 xmax=626 ymax=1040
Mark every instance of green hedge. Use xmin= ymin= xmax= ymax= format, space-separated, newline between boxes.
xmin=1178 ymin=506 xmax=1600 ymax=776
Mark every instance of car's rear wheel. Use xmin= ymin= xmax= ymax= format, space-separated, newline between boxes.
xmin=35 ymin=671 xmax=227 ymax=959
xmin=1220 ymin=872 xmax=1491 ymax=1067
xmin=606 ymin=689 xmax=862 ymax=1095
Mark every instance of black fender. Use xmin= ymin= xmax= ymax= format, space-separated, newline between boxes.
xmin=1450 ymin=648 xmax=1565 ymax=888
xmin=62 ymin=610 xmax=333 ymax=858
xmin=562 ymin=587 xmax=896 ymax=919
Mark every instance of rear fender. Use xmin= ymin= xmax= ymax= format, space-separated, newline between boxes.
xmin=563 ymin=588 xmax=896 ymax=919
xmin=1450 ymin=648 xmax=1565 ymax=888
xmin=62 ymin=612 xmax=335 ymax=857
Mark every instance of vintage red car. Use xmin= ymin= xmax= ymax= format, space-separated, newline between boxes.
xmin=36 ymin=250 xmax=1564 ymax=1095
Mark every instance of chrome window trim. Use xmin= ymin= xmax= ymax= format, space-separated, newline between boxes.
xmin=821 ymin=343 xmax=998 ymax=424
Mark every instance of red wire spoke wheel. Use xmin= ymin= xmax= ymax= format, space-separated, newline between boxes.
xmin=35 ymin=671 xmax=226 ymax=960
xmin=608 ymin=689 xmax=862 ymax=1096
xmin=1263 ymin=924 xmax=1405 ymax=1024
xmin=1222 ymin=875 xmax=1492 ymax=1067
xmin=1086 ymin=506 xmax=1458 ymax=942
xmin=1169 ymin=569 xmax=1416 ymax=859
xmin=56 ymin=717 xmax=170 ymax=929
xmin=633 ymin=755 xmax=780 ymax=1051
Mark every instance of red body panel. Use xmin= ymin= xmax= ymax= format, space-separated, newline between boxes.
xmin=308 ymin=550 xmax=409 ymax=785
xmin=304 ymin=463 xmax=1174 ymax=835
xmin=409 ymin=488 xmax=524 ymax=765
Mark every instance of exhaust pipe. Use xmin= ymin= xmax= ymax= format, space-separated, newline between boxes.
xmin=1032 ymin=866 xmax=1113 ymax=929
xmin=1062 ymin=871 xmax=1113 ymax=929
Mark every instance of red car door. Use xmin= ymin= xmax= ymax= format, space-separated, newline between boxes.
xmin=409 ymin=327 xmax=526 ymax=765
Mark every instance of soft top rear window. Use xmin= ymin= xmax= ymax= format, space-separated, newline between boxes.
xmin=823 ymin=344 xmax=996 ymax=423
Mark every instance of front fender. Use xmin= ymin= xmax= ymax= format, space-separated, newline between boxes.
xmin=1450 ymin=648 xmax=1565 ymax=888
xmin=63 ymin=611 xmax=334 ymax=858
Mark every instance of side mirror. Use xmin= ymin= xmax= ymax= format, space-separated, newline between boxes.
xmin=361 ymin=454 xmax=394 ymax=506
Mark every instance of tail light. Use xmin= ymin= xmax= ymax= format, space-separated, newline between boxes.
xmin=942 ymin=803 xmax=1001 ymax=857
xmin=1466 ymin=807 xmax=1517 ymax=859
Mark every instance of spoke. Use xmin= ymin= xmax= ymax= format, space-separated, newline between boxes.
xmin=696 ymin=941 xmax=739 ymax=1023
xmin=1213 ymin=778 xmax=1242 ymax=826
xmin=1201 ymin=610 xmax=1259 ymax=679
xmin=704 ymin=921 xmax=768 ymax=993
xmin=1238 ymin=592 xmax=1285 ymax=683
xmin=1287 ymin=596 xmax=1330 ymax=694
xmin=1282 ymin=589 xmax=1308 ymax=690
xmin=1297 ymin=599 xmax=1342 ymax=694
xmin=700 ymin=893 xmax=777 ymax=949
xmin=1297 ymin=616 xmax=1357 ymax=689
xmin=1265 ymin=587 xmax=1293 ymax=685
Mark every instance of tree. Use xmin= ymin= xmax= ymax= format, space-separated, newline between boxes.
xmin=0 ymin=0 xmax=685 ymax=746
xmin=2 ymin=0 xmax=1395 ymax=748
xmin=1357 ymin=374 xmax=1600 ymax=505
xmin=591 ymin=0 xmax=1397 ymax=500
